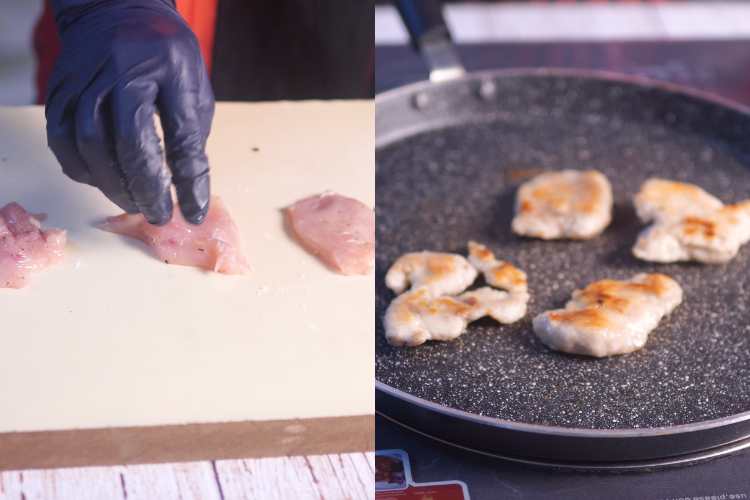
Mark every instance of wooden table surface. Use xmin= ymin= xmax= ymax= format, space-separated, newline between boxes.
xmin=0 ymin=453 xmax=374 ymax=500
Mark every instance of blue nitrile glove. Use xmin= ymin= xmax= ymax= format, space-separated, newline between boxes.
xmin=46 ymin=0 xmax=214 ymax=225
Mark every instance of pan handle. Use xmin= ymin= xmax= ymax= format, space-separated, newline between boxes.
xmin=394 ymin=0 xmax=466 ymax=82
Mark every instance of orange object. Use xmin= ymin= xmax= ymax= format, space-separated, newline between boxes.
xmin=34 ymin=0 xmax=219 ymax=103
xmin=176 ymin=0 xmax=219 ymax=74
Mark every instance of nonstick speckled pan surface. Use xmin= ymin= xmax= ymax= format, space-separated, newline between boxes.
xmin=375 ymin=71 xmax=750 ymax=433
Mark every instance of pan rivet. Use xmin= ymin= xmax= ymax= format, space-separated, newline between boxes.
xmin=478 ymin=80 xmax=497 ymax=100
xmin=412 ymin=92 xmax=430 ymax=110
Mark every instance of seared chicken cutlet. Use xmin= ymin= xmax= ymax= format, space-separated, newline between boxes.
xmin=633 ymin=178 xmax=723 ymax=223
xmin=385 ymin=251 xmax=477 ymax=297
xmin=533 ymin=273 xmax=682 ymax=358
xmin=384 ymin=243 xmax=529 ymax=346
xmin=459 ymin=287 xmax=528 ymax=324
xmin=512 ymin=169 xmax=613 ymax=240
xmin=464 ymin=241 xmax=529 ymax=323
xmin=632 ymin=178 xmax=750 ymax=264
xmin=467 ymin=240 xmax=527 ymax=293
xmin=384 ymin=287 xmax=474 ymax=346
xmin=384 ymin=286 xmax=529 ymax=347
xmin=634 ymin=202 xmax=750 ymax=264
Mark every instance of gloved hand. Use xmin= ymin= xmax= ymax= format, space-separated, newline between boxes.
xmin=46 ymin=0 xmax=215 ymax=225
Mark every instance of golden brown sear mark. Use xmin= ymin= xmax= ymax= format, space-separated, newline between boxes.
xmin=491 ymin=262 xmax=527 ymax=288
xmin=548 ymin=308 xmax=611 ymax=330
xmin=682 ymin=216 xmax=717 ymax=238
xmin=424 ymin=254 xmax=458 ymax=282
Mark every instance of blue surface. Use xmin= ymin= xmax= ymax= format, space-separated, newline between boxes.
xmin=377 ymin=415 xmax=750 ymax=500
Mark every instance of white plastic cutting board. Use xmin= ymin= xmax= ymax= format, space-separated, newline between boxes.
xmin=0 ymin=101 xmax=374 ymax=433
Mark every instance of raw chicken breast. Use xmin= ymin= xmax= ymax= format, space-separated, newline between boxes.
xmin=98 ymin=196 xmax=248 ymax=274
xmin=512 ymin=169 xmax=613 ymax=240
xmin=386 ymin=251 xmax=477 ymax=297
xmin=285 ymin=192 xmax=374 ymax=275
xmin=533 ymin=273 xmax=682 ymax=358
xmin=0 ymin=202 xmax=66 ymax=288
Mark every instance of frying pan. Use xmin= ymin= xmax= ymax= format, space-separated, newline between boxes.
xmin=375 ymin=0 xmax=750 ymax=469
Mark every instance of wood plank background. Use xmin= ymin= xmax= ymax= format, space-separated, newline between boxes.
xmin=0 ymin=453 xmax=374 ymax=500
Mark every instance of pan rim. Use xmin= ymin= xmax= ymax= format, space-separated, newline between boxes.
xmin=374 ymin=66 xmax=750 ymax=117
xmin=377 ymin=411 xmax=750 ymax=470
xmin=376 ymin=67 xmax=750 ymax=439
xmin=376 ymin=381 xmax=750 ymax=438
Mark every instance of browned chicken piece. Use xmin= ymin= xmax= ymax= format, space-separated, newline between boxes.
xmin=467 ymin=240 xmax=527 ymax=293
xmin=633 ymin=178 xmax=723 ymax=223
xmin=633 ymin=178 xmax=750 ymax=264
xmin=533 ymin=273 xmax=682 ymax=358
xmin=384 ymin=287 xmax=474 ymax=346
xmin=384 ymin=242 xmax=530 ymax=347
xmin=512 ymin=169 xmax=613 ymax=240
xmin=385 ymin=251 xmax=477 ymax=297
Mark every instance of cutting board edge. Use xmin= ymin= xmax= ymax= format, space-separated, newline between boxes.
xmin=0 ymin=414 xmax=374 ymax=471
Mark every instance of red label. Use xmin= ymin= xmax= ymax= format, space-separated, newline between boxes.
xmin=376 ymin=482 xmax=467 ymax=500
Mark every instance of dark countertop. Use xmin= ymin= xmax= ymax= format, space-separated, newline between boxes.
xmin=377 ymin=416 xmax=750 ymax=500
xmin=376 ymin=40 xmax=750 ymax=500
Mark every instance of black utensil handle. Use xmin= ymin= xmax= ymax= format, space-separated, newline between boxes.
xmin=394 ymin=0 xmax=466 ymax=82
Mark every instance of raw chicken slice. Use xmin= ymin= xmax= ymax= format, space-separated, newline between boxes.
xmin=385 ymin=251 xmax=477 ymax=297
xmin=467 ymin=241 xmax=527 ymax=293
xmin=98 ymin=196 xmax=249 ymax=274
xmin=0 ymin=202 xmax=66 ymax=289
xmin=384 ymin=287 xmax=474 ymax=346
xmin=633 ymin=178 xmax=723 ymax=223
xmin=285 ymin=192 xmax=374 ymax=275
xmin=512 ymin=169 xmax=613 ymax=240
xmin=533 ymin=273 xmax=682 ymax=358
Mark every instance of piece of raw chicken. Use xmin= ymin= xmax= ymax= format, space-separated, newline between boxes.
xmin=385 ymin=251 xmax=477 ymax=297
xmin=533 ymin=273 xmax=682 ymax=358
xmin=98 ymin=196 xmax=249 ymax=274
xmin=512 ymin=169 xmax=613 ymax=240
xmin=0 ymin=202 xmax=66 ymax=288
xmin=285 ymin=192 xmax=374 ymax=275
xmin=632 ymin=178 xmax=750 ymax=264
